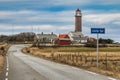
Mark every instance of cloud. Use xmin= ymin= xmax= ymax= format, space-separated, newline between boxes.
xmin=52 ymin=0 xmax=120 ymax=6
xmin=0 ymin=0 xmax=119 ymax=10
xmin=0 ymin=10 xmax=119 ymax=25
xmin=112 ymin=21 xmax=120 ymax=25
xmin=83 ymin=13 xmax=120 ymax=24
xmin=0 ymin=24 xmax=74 ymax=34
xmin=1 ymin=23 xmax=119 ymax=42
xmin=95 ymin=0 xmax=120 ymax=5
xmin=0 ymin=0 xmax=20 ymax=1
xmin=0 ymin=10 xmax=118 ymax=27
xmin=0 ymin=10 xmax=75 ymax=25
xmin=0 ymin=24 xmax=32 ymax=31
xmin=0 ymin=9 xmax=120 ymax=42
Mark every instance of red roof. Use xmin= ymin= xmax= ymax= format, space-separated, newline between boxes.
xmin=59 ymin=34 xmax=69 ymax=38
xmin=57 ymin=34 xmax=71 ymax=45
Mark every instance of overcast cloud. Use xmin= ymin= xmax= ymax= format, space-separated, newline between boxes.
xmin=0 ymin=0 xmax=120 ymax=42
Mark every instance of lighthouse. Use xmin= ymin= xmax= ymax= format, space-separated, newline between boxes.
xmin=75 ymin=9 xmax=82 ymax=32
xmin=68 ymin=9 xmax=85 ymax=43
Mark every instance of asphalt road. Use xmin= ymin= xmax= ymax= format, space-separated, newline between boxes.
xmin=3 ymin=45 xmax=118 ymax=80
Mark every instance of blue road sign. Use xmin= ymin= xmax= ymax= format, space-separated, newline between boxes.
xmin=91 ymin=28 xmax=105 ymax=34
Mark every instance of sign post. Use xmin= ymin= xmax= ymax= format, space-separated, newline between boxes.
xmin=91 ymin=28 xmax=105 ymax=68
xmin=97 ymin=34 xmax=99 ymax=68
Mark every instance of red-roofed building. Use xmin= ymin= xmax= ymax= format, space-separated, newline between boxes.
xmin=57 ymin=34 xmax=71 ymax=45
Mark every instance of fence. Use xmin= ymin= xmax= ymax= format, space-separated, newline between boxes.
xmin=50 ymin=52 xmax=120 ymax=72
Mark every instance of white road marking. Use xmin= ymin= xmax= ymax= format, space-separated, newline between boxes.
xmin=6 ymin=72 xmax=8 ymax=76
xmin=71 ymin=67 xmax=80 ymax=70
xmin=5 ymin=78 xmax=8 ymax=80
xmin=85 ymin=71 xmax=98 ymax=75
xmin=6 ymin=57 xmax=9 ymax=68
xmin=6 ymin=67 xmax=9 ymax=71
xmin=5 ymin=56 xmax=9 ymax=80
xmin=108 ymin=77 xmax=117 ymax=80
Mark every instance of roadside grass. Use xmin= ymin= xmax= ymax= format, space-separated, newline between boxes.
xmin=22 ymin=46 xmax=120 ymax=79
xmin=0 ymin=55 xmax=4 ymax=74
xmin=36 ymin=47 xmax=120 ymax=53
xmin=0 ymin=43 xmax=10 ymax=74
xmin=23 ymin=44 xmax=33 ymax=46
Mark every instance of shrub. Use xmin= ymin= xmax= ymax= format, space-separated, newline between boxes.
xmin=85 ymin=43 xmax=96 ymax=48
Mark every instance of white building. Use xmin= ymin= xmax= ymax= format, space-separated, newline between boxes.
xmin=34 ymin=32 xmax=57 ymax=46
xmin=68 ymin=31 xmax=87 ymax=44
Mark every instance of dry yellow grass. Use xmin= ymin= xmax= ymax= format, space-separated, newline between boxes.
xmin=23 ymin=44 xmax=33 ymax=46
xmin=33 ymin=47 xmax=120 ymax=52
xmin=0 ymin=55 xmax=4 ymax=74
xmin=22 ymin=47 xmax=120 ymax=79
xmin=0 ymin=44 xmax=10 ymax=74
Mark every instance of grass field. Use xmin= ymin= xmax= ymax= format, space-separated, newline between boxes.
xmin=22 ymin=46 xmax=120 ymax=79
xmin=37 ymin=47 xmax=120 ymax=52
xmin=0 ymin=55 xmax=4 ymax=74
xmin=0 ymin=43 xmax=10 ymax=74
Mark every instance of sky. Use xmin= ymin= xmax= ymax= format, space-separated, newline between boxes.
xmin=0 ymin=0 xmax=120 ymax=42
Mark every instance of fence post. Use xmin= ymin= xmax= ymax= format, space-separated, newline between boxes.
xmin=106 ymin=52 xmax=108 ymax=70
xmin=76 ymin=54 xmax=78 ymax=64
xmin=80 ymin=55 xmax=82 ymax=61
xmin=85 ymin=56 xmax=87 ymax=64
xmin=72 ymin=54 xmax=74 ymax=64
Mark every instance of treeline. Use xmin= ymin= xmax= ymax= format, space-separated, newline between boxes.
xmin=85 ymin=38 xmax=114 ymax=47
xmin=99 ymin=38 xmax=114 ymax=44
xmin=0 ymin=32 xmax=35 ymax=43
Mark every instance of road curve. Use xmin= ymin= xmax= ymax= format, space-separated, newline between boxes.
xmin=4 ymin=45 xmax=118 ymax=80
